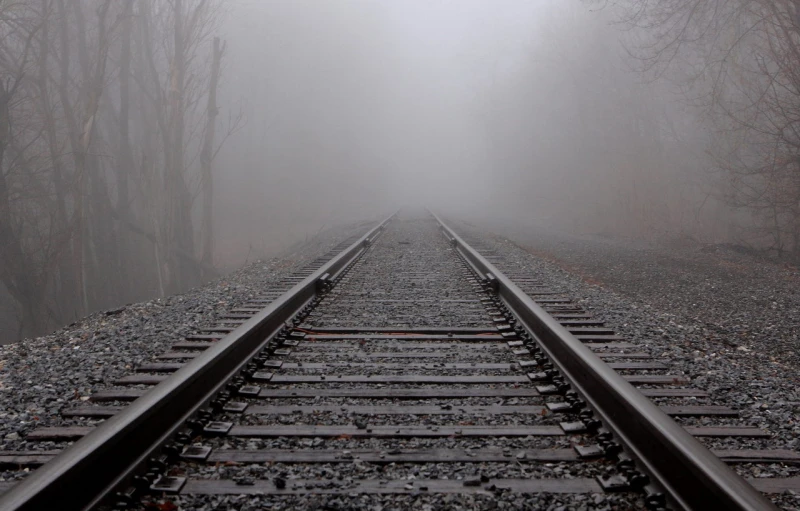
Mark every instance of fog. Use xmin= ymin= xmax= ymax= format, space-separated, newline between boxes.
xmin=214 ymin=0 xmax=498 ymax=262
xmin=0 ymin=0 xmax=756 ymax=340
xmin=214 ymin=0 xmax=713 ymax=265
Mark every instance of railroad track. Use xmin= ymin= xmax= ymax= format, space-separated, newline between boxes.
xmin=0 ymin=214 xmax=796 ymax=510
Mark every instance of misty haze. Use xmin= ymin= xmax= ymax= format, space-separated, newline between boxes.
xmin=0 ymin=1 xmax=799 ymax=509
xmin=2 ymin=1 xmax=796 ymax=341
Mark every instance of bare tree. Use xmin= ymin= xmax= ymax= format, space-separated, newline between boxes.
xmin=0 ymin=3 xmax=50 ymax=337
xmin=597 ymin=0 xmax=800 ymax=255
xmin=200 ymin=36 xmax=223 ymax=270
xmin=131 ymin=0 xmax=223 ymax=293
xmin=0 ymin=0 xmax=233 ymax=341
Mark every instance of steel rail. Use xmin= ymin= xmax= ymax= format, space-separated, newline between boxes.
xmin=432 ymin=213 xmax=777 ymax=511
xmin=0 ymin=214 xmax=394 ymax=511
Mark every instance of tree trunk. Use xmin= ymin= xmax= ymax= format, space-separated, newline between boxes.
xmin=115 ymin=0 xmax=135 ymax=293
xmin=55 ymin=0 xmax=88 ymax=315
xmin=0 ymin=84 xmax=47 ymax=338
xmin=167 ymin=0 xmax=199 ymax=293
xmin=36 ymin=0 xmax=78 ymax=323
xmin=200 ymin=37 xmax=223 ymax=272
xmin=55 ymin=0 xmax=113 ymax=313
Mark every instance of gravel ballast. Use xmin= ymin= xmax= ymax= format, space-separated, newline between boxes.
xmin=3 ymin=214 xmax=797 ymax=509
xmin=455 ymin=219 xmax=800 ymax=509
xmin=0 ymin=220 xmax=374 ymax=461
xmin=152 ymin=216 xmax=642 ymax=510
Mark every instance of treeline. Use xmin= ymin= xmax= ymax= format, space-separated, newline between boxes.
xmin=479 ymin=1 xmax=800 ymax=257
xmin=0 ymin=0 xmax=236 ymax=339
xmin=606 ymin=0 xmax=800 ymax=255
xmin=475 ymin=6 xmax=722 ymax=243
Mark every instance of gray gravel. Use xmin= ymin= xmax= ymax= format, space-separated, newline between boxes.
xmin=455 ymin=219 xmax=800 ymax=509
xmin=161 ymin=492 xmax=640 ymax=511
xmin=156 ymin=216 xmax=642 ymax=511
xmin=9 ymin=214 xmax=792 ymax=509
xmin=0 ymin=220 xmax=372 ymax=461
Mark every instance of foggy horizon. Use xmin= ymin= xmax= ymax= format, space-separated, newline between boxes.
xmin=2 ymin=0 xmax=793 ymax=341
xmin=213 ymin=0 xmax=683 ymax=266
